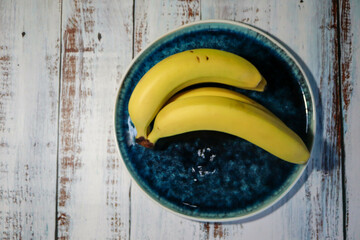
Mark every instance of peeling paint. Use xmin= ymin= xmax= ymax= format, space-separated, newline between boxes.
xmin=340 ymin=0 xmax=353 ymax=117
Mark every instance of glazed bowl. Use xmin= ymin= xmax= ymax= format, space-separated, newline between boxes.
xmin=114 ymin=20 xmax=315 ymax=221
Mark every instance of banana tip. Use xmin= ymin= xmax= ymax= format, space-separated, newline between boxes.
xmin=135 ymin=137 xmax=154 ymax=148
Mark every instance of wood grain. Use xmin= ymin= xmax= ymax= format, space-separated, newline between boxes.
xmin=202 ymin=0 xmax=343 ymax=239
xmin=0 ymin=0 xmax=353 ymax=239
xmin=130 ymin=1 xmax=207 ymax=240
xmin=57 ymin=0 xmax=133 ymax=239
xmin=0 ymin=0 xmax=61 ymax=239
xmin=340 ymin=0 xmax=360 ymax=239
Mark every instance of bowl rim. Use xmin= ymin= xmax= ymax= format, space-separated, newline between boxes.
xmin=113 ymin=19 xmax=317 ymax=222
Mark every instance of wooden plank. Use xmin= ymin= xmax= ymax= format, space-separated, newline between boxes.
xmin=57 ymin=0 xmax=133 ymax=239
xmin=130 ymin=1 xmax=205 ymax=239
xmin=340 ymin=0 xmax=360 ymax=239
xmin=201 ymin=0 xmax=344 ymax=239
xmin=0 ymin=0 xmax=61 ymax=239
xmin=133 ymin=0 xmax=200 ymax=53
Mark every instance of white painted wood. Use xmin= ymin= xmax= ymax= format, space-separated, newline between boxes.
xmin=340 ymin=0 xmax=360 ymax=239
xmin=202 ymin=0 xmax=343 ymax=239
xmin=0 ymin=0 xmax=351 ymax=239
xmin=0 ymin=0 xmax=61 ymax=239
xmin=56 ymin=0 xmax=133 ymax=239
xmin=130 ymin=1 xmax=214 ymax=240
xmin=128 ymin=0 xmax=345 ymax=239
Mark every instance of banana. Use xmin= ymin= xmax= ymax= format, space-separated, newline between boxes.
xmin=129 ymin=49 xmax=266 ymax=140
xmin=253 ymin=77 xmax=267 ymax=91
xmin=142 ymin=96 xmax=309 ymax=164
xmin=167 ymin=87 xmax=275 ymax=116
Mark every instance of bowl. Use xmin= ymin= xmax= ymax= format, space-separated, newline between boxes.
xmin=114 ymin=20 xmax=315 ymax=221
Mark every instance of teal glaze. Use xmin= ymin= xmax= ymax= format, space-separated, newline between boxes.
xmin=114 ymin=21 xmax=314 ymax=220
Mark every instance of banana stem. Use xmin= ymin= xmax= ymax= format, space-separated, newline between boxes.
xmin=135 ymin=137 xmax=155 ymax=148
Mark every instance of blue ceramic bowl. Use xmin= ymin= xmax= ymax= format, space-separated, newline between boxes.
xmin=114 ymin=20 xmax=315 ymax=221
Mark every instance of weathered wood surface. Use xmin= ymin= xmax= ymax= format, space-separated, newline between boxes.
xmin=340 ymin=0 xmax=360 ymax=239
xmin=201 ymin=1 xmax=344 ymax=239
xmin=56 ymin=0 xmax=133 ymax=239
xmin=130 ymin=1 xmax=210 ymax=240
xmin=0 ymin=0 xmax=61 ymax=239
xmin=130 ymin=0 xmax=343 ymax=239
xmin=0 ymin=0 xmax=358 ymax=239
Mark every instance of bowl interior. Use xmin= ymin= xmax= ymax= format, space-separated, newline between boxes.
xmin=115 ymin=21 xmax=314 ymax=220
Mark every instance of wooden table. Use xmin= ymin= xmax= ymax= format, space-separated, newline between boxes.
xmin=1 ymin=0 xmax=359 ymax=239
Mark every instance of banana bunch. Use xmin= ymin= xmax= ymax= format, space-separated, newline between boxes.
xmin=128 ymin=49 xmax=310 ymax=164
xmin=129 ymin=49 xmax=266 ymax=139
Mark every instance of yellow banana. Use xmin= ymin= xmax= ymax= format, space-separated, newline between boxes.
xmin=142 ymin=96 xmax=309 ymax=164
xmin=129 ymin=49 xmax=266 ymax=139
xmin=167 ymin=86 xmax=275 ymax=116
xmin=253 ymin=77 xmax=267 ymax=91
